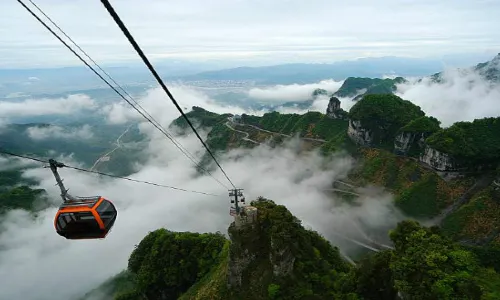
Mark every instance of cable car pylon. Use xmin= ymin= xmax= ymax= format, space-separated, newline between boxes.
xmin=229 ymin=188 xmax=245 ymax=216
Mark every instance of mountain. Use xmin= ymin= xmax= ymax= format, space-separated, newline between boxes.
xmin=429 ymin=53 xmax=500 ymax=84
xmin=179 ymin=57 xmax=443 ymax=85
xmin=475 ymin=53 xmax=500 ymax=82
xmin=333 ymin=77 xmax=407 ymax=101
xmin=0 ymin=122 xmax=147 ymax=176
xmin=0 ymin=168 xmax=49 ymax=214
xmin=170 ymin=94 xmax=500 ymax=235
xmin=89 ymin=199 xmax=500 ymax=300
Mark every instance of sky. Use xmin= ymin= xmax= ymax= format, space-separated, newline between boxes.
xmin=1 ymin=0 xmax=499 ymax=68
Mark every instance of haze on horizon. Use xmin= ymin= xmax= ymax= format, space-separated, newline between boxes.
xmin=0 ymin=0 xmax=499 ymax=69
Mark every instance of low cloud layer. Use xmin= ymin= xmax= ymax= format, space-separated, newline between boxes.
xmin=7 ymin=73 xmax=498 ymax=299
xmin=0 ymin=94 xmax=97 ymax=120
xmin=395 ymin=68 xmax=500 ymax=126
xmin=26 ymin=124 xmax=94 ymax=140
xmin=247 ymin=79 xmax=343 ymax=102
xmin=0 ymin=135 xmax=404 ymax=300
xmin=103 ymin=84 xmax=258 ymax=126
xmin=0 ymin=86 xmax=406 ymax=300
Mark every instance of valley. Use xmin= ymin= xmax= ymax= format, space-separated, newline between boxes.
xmin=1 ymin=53 xmax=500 ymax=300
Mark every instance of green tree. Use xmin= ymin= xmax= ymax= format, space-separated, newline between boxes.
xmin=354 ymin=250 xmax=397 ymax=300
xmin=389 ymin=220 xmax=483 ymax=299
xmin=267 ymin=283 xmax=281 ymax=299
xmin=127 ymin=229 xmax=226 ymax=299
xmin=348 ymin=94 xmax=425 ymax=147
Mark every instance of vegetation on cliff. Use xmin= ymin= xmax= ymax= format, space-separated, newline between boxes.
xmin=349 ymin=94 xmax=424 ymax=130
xmin=112 ymin=229 xmax=227 ymax=299
xmin=170 ymin=106 xmax=231 ymax=131
xmin=425 ymin=117 xmax=500 ymax=167
xmin=399 ymin=116 xmax=441 ymax=134
xmin=348 ymin=94 xmax=426 ymax=147
xmin=349 ymin=148 xmax=472 ymax=218
xmin=182 ymin=199 xmax=355 ymax=300
xmin=90 ymin=206 xmax=500 ymax=300
xmin=340 ymin=220 xmax=500 ymax=299
xmin=333 ymin=77 xmax=406 ymax=99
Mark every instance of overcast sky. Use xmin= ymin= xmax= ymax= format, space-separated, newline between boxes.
xmin=1 ymin=0 xmax=499 ymax=68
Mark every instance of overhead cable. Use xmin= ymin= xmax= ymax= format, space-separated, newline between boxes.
xmin=0 ymin=149 xmax=221 ymax=197
xmin=17 ymin=0 xmax=229 ymax=190
xmin=100 ymin=0 xmax=237 ymax=189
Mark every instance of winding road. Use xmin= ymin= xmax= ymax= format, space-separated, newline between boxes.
xmin=226 ymin=119 xmax=327 ymax=143
xmin=90 ymin=124 xmax=133 ymax=172
xmin=224 ymin=122 xmax=260 ymax=144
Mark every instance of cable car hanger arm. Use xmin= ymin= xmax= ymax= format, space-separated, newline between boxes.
xmin=48 ymin=158 xmax=76 ymax=202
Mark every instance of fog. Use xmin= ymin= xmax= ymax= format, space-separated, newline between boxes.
xmin=0 ymin=94 xmax=97 ymax=120
xmin=4 ymin=67 xmax=497 ymax=298
xmin=247 ymin=79 xmax=344 ymax=102
xmin=0 ymin=84 xmax=405 ymax=300
xmin=395 ymin=67 xmax=500 ymax=126
xmin=26 ymin=124 xmax=94 ymax=140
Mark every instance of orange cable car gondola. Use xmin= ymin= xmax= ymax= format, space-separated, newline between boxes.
xmin=49 ymin=159 xmax=117 ymax=240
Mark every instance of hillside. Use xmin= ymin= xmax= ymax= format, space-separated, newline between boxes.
xmin=0 ymin=123 xmax=147 ymax=176
xmin=169 ymin=94 xmax=500 ymax=246
xmin=333 ymin=77 xmax=406 ymax=100
xmin=429 ymin=53 xmax=500 ymax=84
xmin=0 ymin=168 xmax=49 ymax=214
xmin=89 ymin=200 xmax=500 ymax=300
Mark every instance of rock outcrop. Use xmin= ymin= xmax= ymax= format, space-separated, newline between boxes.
xmin=326 ymin=96 xmax=347 ymax=119
xmin=224 ymin=199 xmax=351 ymax=299
xmin=419 ymin=146 xmax=458 ymax=171
xmin=493 ymin=177 xmax=500 ymax=200
xmin=227 ymin=204 xmax=296 ymax=288
xmin=394 ymin=132 xmax=427 ymax=155
xmin=347 ymin=119 xmax=373 ymax=146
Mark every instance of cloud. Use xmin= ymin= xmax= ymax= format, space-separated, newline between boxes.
xmin=0 ymin=117 xmax=406 ymax=300
xmin=247 ymin=79 xmax=344 ymax=102
xmin=26 ymin=124 xmax=94 ymax=140
xmin=3 ymin=0 xmax=499 ymax=68
xmin=0 ymin=94 xmax=97 ymax=119
xmin=395 ymin=68 xmax=500 ymax=126
xmin=102 ymin=84 xmax=264 ymax=126
xmin=4 ymin=92 xmax=29 ymax=98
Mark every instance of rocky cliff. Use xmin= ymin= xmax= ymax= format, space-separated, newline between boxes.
xmin=347 ymin=94 xmax=425 ymax=148
xmin=419 ymin=146 xmax=458 ymax=171
xmin=182 ymin=199 xmax=352 ymax=300
xmin=347 ymin=119 xmax=373 ymax=146
xmin=325 ymin=96 xmax=347 ymax=119
xmin=393 ymin=116 xmax=441 ymax=156
xmin=394 ymin=131 xmax=419 ymax=154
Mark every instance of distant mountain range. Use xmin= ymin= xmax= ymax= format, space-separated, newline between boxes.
xmin=430 ymin=53 xmax=500 ymax=84
xmin=177 ymin=56 xmax=445 ymax=85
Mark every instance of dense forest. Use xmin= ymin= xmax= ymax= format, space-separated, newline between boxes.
xmin=333 ymin=76 xmax=406 ymax=100
xmin=92 ymin=200 xmax=500 ymax=300
xmin=0 ymin=169 xmax=49 ymax=214
xmin=426 ymin=117 xmax=500 ymax=167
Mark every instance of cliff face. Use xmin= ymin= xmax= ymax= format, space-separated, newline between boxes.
xmin=347 ymin=119 xmax=373 ymax=146
xmin=419 ymin=146 xmax=458 ymax=171
xmin=326 ymin=96 xmax=347 ymax=119
xmin=184 ymin=199 xmax=352 ymax=300
xmin=347 ymin=94 xmax=425 ymax=149
xmin=394 ymin=132 xmax=428 ymax=155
